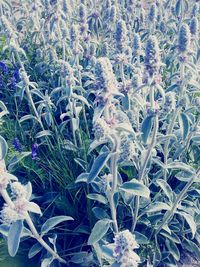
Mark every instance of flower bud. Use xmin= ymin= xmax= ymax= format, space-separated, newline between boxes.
xmin=95 ymin=57 xmax=118 ymax=94
xmin=144 ymin=36 xmax=161 ymax=76
xmin=1 ymin=205 xmax=19 ymax=224
xmin=101 ymin=42 xmax=109 ymax=56
xmin=115 ymin=20 xmax=128 ymax=53
xmin=113 ymin=230 xmax=140 ymax=265
xmin=11 ymin=182 xmax=27 ymax=198
xmin=132 ymin=33 xmax=141 ymax=58
xmin=79 ymin=3 xmax=87 ymax=23
xmin=178 ymin=23 xmax=191 ymax=53
xmin=148 ymin=4 xmax=157 ymax=23
xmin=190 ymin=17 xmax=199 ymax=36
xmin=93 ymin=118 xmax=110 ymax=140
xmin=110 ymin=6 xmax=116 ymax=23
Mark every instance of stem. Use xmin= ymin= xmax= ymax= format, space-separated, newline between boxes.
xmin=154 ymin=168 xmax=200 ymax=236
xmin=163 ymin=107 xmax=181 ymax=165
xmin=25 ymin=213 xmax=66 ymax=263
xmin=108 ymin=135 xmax=120 ymax=233
xmin=0 ymin=189 xmax=66 ymax=263
xmin=132 ymin=115 xmax=159 ymax=232
xmin=24 ymin=85 xmax=44 ymax=130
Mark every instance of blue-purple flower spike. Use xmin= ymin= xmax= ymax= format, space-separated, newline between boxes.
xmin=31 ymin=143 xmax=38 ymax=160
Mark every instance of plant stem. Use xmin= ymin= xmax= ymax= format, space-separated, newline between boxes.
xmin=154 ymin=168 xmax=200 ymax=236
xmin=132 ymin=114 xmax=158 ymax=232
xmin=108 ymin=135 xmax=120 ymax=233
xmin=0 ymin=189 xmax=66 ymax=263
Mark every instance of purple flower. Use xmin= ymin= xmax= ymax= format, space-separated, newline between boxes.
xmin=31 ymin=143 xmax=38 ymax=160
xmin=0 ymin=75 xmax=3 ymax=88
xmin=10 ymin=76 xmax=17 ymax=90
xmin=0 ymin=61 xmax=8 ymax=75
xmin=12 ymin=138 xmax=22 ymax=153
xmin=13 ymin=67 xmax=20 ymax=81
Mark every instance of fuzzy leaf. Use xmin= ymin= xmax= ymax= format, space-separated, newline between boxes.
xmin=88 ymin=219 xmax=111 ymax=245
xmin=87 ymin=194 xmax=108 ymax=204
xmin=141 ymin=115 xmax=154 ymax=144
xmin=165 ymin=239 xmax=180 ymax=261
xmin=177 ymin=211 xmax=196 ymax=239
xmin=156 ymin=179 xmax=174 ymax=202
xmin=179 ymin=112 xmax=190 ymax=140
xmin=41 ymin=216 xmax=74 ymax=236
xmin=35 ymin=130 xmax=53 ymax=139
xmin=88 ymin=152 xmax=110 ymax=183
xmin=119 ymin=179 xmax=150 ymax=198
xmin=27 ymin=202 xmax=42 ymax=215
xmin=19 ymin=115 xmax=38 ymax=123
xmin=0 ymin=136 xmax=8 ymax=160
xmin=147 ymin=202 xmax=171 ymax=213
xmin=8 ymin=220 xmax=23 ymax=257
xmin=28 ymin=243 xmax=43 ymax=259
xmin=166 ymin=162 xmax=195 ymax=174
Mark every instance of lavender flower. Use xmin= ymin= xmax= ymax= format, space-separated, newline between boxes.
xmin=144 ymin=36 xmax=161 ymax=77
xmin=95 ymin=57 xmax=118 ymax=95
xmin=1 ymin=205 xmax=19 ymax=224
xmin=93 ymin=118 xmax=110 ymax=140
xmin=159 ymin=21 xmax=166 ymax=33
xmin=113 ymin=230 xmax=140 ymax=266
xmin=105 ymin=0 xmax=111 ymax=8
xmin=148 ymin=4 xmax=157 ymax=23
xmin=190 ymin=17 xmax=199 ymax=36
xmin=132 ymin=33 xmax=141 ymax=58
xmin=11 ymin=182 xmax=27 ymax=198
xmin=178 ymin=24 xmax=191 ymax=53
xmin=79 ymin=3 xmax=87 ymax=23
xmin=0 ymin=62 xmax=8 ymax=75
xmin=31 ymin=143 xmax=38 ymax=160
xmin=115 ymin=20 xmax=128 ymax=53
xmin=12 ymin=138 xmax=22 ymax=153
xmin=118 ymin=137 xmax=136 ymax=163
xmin=110 ymin=6 xmax=116 ymax=23
xmin=191 ymin=3 xmax=199 ymax=17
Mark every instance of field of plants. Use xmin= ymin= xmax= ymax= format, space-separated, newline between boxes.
xmin=0 ymin=0 xmax=199 ymax=266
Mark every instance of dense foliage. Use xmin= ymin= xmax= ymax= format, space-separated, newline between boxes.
xmin=0 ymin=0 xmax=200 ymax=266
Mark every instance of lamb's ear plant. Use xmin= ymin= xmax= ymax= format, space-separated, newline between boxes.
xmin=0 ymin=136 xmax=73 ymax=265
xmin=0 ymin=0 xmax=199 ymax=266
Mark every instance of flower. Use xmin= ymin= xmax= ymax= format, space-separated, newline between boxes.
xmin=132 ymin=33 xmax=141 ymax=58
xmin=0 ymin=61 xmax=8 ymax=75
xmin=148 ymin=4 xmax=157 ymax=23
xmin=93 ymin=118 xmax=110 ymax=140
xmin=110 ymin=6 xmax=116 ymax=23
xmin=13 ymin=198 xmax=29 ymax=218
xmin=144 ymin=36 xmax=161 ymax=77
xmin=31 ymin=143 xmax=38 ymax=160
xmin=1 ymin=205 xmax=19 ymax=224
xmin=79 ymin=3 xmax=87 ymax=23
xmin=190 ymin=17 xmax=199 ymax=36
xmin=100 ymin=174 xmax=112 ymax=193
xmin=95 ymin=57 xmax=118 ymax=95
xmin=12 ymin=138 xmax=22 ymax=153
xmin=118 ymin=137 xmax=136 ymax=163
xmin=120 ymin=250 xmax=141 ymax=267
xmin=113 ymin=230 xmax=140 ymax=264
xmin=115 ymin=20 xmax=128 ymax=53
xmin=11 ymin=182 xmax=27 ymax=198
xmin=0 ymin=161 xmax=17 ymax=191
xmin=178 ymin=24 xmax=191 ymax=53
